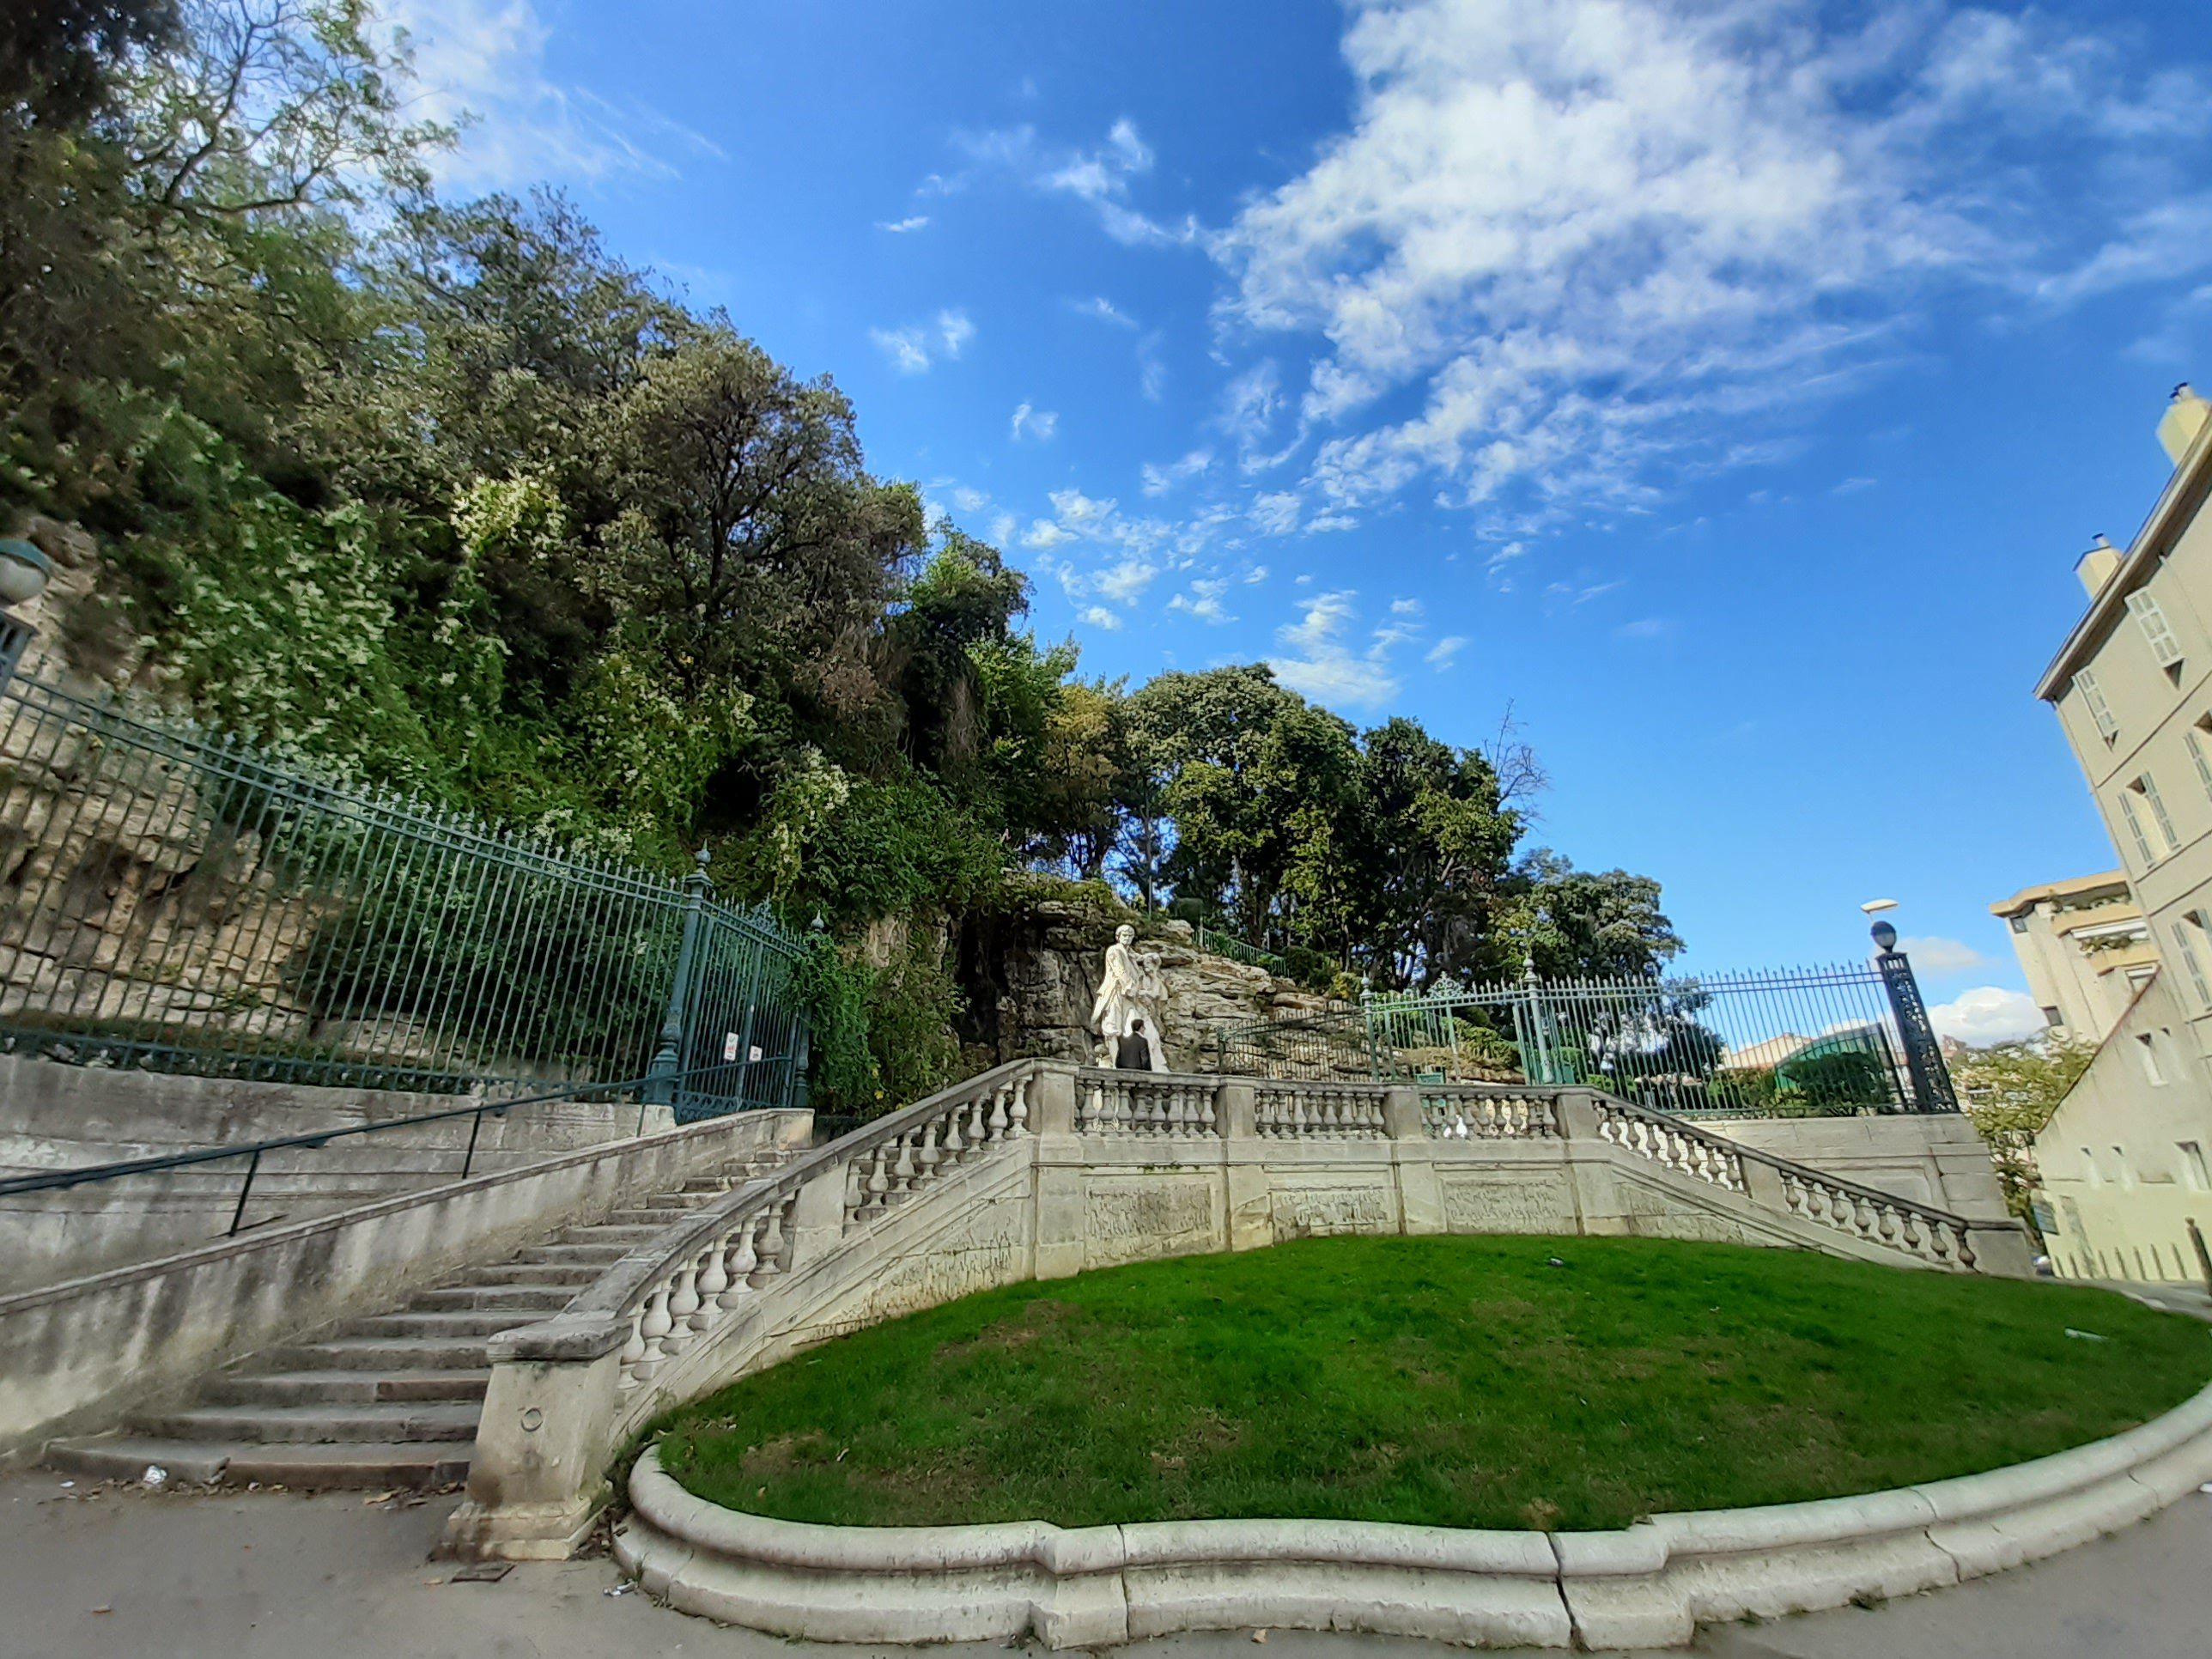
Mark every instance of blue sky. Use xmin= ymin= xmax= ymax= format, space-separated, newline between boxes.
xmin=389 ymin=0 xmax=2212 ymax=1040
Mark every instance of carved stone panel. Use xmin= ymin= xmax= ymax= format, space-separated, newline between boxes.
xmin=1440 ymin=1171 xmax=1577 ymax=1235
xmin=1268 ymin=1178 xmax=1394 ymax=1242
xmin=1084 ymin=1177 xmax=1218 ymax=1267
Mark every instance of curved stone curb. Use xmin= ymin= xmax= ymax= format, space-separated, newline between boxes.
xmin=612 ymin=1378 xmax=2212 ymax=1650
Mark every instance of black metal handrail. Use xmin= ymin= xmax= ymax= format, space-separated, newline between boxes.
xmin=0 ymin=1059 xmax=781 ymax=1236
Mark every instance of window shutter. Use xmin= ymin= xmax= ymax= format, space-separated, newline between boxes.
xmin=2142 ymin=774 xmax=2179 ymax=850
xmin=2077 ymin=669 xmax=2118 ymax=739
xmin=2129 ymin=592 xmax=2185 ymax=667
xmin=2119 ymin=790 xmax=2154 ymax=866
xmin=2176 ymin=918 xmax=2212 ymax=1007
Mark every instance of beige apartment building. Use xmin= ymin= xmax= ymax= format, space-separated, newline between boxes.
xmin=2033 ymin=383 xmax=2212 ymax=1284
xmin=1989 ymin=871 xmax=2154 ymax=1046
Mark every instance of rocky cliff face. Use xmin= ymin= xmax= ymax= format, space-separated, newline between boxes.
xmin=955 ymin=890 xmax=1343 ymax=1073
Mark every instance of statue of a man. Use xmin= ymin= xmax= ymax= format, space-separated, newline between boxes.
xmin=1091 ymin=923 xmax=1169 ymax=1071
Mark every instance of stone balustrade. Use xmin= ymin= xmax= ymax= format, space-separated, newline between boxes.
xmin=444 ymin=1064 xmax=2033 ymax=1562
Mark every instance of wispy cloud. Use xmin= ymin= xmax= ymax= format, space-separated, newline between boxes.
xmin=870 ymin=309 xmax=974 ymax=374
xmin=1071 ymin=295 xmax=1137 ymax=328
xmin=1169 ymin=577 xmax=1235 ymax=624
xmin=953 ymin=118 xmax=1197 ymax=247
xmin=1011 ymin=401 xmax=1060 ymax=442
xmin=1269 ymin=591 xmax=1407 ymax=711
xmin=1141 ymin=448 xmax=1214 ymax=496
xmin=385 ymin=0 xmax=725 ymax=190
xmin=878 ymin=214 xmax=931 ymax=234
xmin=1081 ymin=605 xmax=1124 ymax=632
xmin=1425 ymin=635 xmax=1468 ymax=670
xmin=1204 ymin=0 xmax=2212 ymax=543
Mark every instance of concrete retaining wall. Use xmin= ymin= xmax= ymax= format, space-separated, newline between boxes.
xmin=0 ymin=1107 xmax=809 ymax=1459
xmin=615 ymin=1378 xmax=2212 ymax=1650
xmin=0 ymin=1054 xmax=674 ymax=1289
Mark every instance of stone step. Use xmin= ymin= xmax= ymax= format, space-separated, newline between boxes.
xmin=200 ymin=1369 xmax=490 ymax=1407
xmin=514 ymin=1243 xmax=633 ymax=1267
xmin=347 ymin=1310 xmax=541 ymax=1340
xmin=562 ymin=1223 xmax=668 ymax=1244
xmin=133 ymin=1401 xmax=482 ymax=1445
xmin=604 ymin=1208 xmax=690 ymax=1227
xmin=48 ymin=1434 xmax=470 ymax=1491
xmin=408 ymin=1283 xmax=574 ymax=1313
xmin=258 ymin=1337 xmax=493 ymax=1372
xmin=471 ymin=1261 xmax=603 ymax=1286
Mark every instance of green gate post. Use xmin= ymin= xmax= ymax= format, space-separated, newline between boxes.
xmin=645 ymin=849 xmax=714 ymax=1109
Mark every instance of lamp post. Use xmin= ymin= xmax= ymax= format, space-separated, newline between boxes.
xmin=0 ymin=538 xmax=52 ymax=692
xmin=1860 ymin=899 xmax=1959 ymax=1113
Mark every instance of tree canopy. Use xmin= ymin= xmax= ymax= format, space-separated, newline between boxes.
xmin=0 ymin=0 xmax=1686 ymax=1107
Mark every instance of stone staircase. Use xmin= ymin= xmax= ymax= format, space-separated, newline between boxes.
xmin=46 ymin=1145 xmax=798 ymax=1491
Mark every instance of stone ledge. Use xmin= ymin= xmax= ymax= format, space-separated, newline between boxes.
xmin=613 ymin=1377 xmax=2212 ymax=1650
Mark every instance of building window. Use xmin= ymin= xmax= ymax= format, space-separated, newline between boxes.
xmin=2180 ymin=1142 xmax=2209 ymax=1193
xmin=2010 ymin=913 xmax=2032 ymax=933
xmin=2077 ymin=668 xmax=2119 ymax=741
xmin=2175 ymin=915 xmax=2212 ymax=1007
xmin=2120 ymin=787 xmax=2158 ymax=866
xmin=2141 ymin=775 xmax=2179 ymax=852
xmin=2136 ymin=1032 xmax=2167 ymax=1085
xmin=2192 ymin=717 xmax=2212 ymax=801
xmin=2112 ymin=1146 xmax=2134 ymax=1189
xmin=2128 ymin=591 xmax=2186 ymax=672
xmin=2084 ymin=1148 xmax=2102 ymax=1188
xmin=2041 ymin=1005 xmax=2063 ymax=1029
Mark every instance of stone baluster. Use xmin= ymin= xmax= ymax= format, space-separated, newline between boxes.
xmin=634 ymin=1284 xmax=672 ymax=1383
xmin=1008 ymin=1079 xmax=1030 ymax=1138
xmin=695 ymin=1235 xmax=729 ymax=1321
xmin=986 ymin=1086 xmax=1009 ymax=1143
xmin=916 ymin=1120 xmax=943 ymax=1188
xmin=862 ymin=1141 xmax=890 ymax=1210
xmin=720 ymin=1220 xmax=758 ymax=1310
xmin=619 ymin=1305 xmax=647 ymax=1388
xmin=842 ymin=1156 xmax=866 ymax=1229
xmin=890 ymin=1133 xmax=918 ymax=1202
xmin=1199 ymin=1085 xmax=1217 ymax=1134
xmin=751 ymin=1201 xmax=787 ymax=1285
xmin=663 ymin=1259 xmax=701 ymax=1355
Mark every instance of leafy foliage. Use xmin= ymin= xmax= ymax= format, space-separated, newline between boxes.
xmin=1952 ymin=1037 xmax=2095 ymax=1222
xmin=3 ymin=0 xmax=1682 ymax=1109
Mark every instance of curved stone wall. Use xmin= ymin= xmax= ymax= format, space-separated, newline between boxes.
xmin=615 ymin=1379 xmax=2212 ymax=1650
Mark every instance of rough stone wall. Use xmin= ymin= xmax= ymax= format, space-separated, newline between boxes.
xmin=957 ymin=891 xmax=1346 ymax=1073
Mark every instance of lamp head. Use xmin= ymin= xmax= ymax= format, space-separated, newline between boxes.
xmin=1870 ymin=919 xmax=1899 ymax=952
xmin=0 ymin=539 xmax=52 ymax=609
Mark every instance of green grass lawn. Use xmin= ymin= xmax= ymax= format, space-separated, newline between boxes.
xmin=653 ymin=1235 xmax=2212 ymax=1533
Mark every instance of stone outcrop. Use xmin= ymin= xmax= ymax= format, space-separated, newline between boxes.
xmin=957 ymin=885 xmax=1348 ymax=1072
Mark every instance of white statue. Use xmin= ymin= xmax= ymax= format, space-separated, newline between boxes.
xmin=1091 ymin=923 xmax=1169 ymax=1072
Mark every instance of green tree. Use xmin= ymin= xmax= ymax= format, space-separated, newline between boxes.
xmin=1504 ymin=852 xmax=1683 ymax=980
xmin=1951 ymin=1037 xmax=2094 ymax=1223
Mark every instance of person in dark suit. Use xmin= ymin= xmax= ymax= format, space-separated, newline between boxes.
xmin=1115 ymin=1018 xmax=1154 ymax=1070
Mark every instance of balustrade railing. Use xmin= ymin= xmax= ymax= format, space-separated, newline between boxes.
xmin=1419 ymin=1088 xmax=1561 ymax=1140
xmin=1074 ymin=1070 xmax=1218 ymax=1136
xmin=842 ymin=1070 xmax=1030 ymax=1226
xmin=1253 ymin=1081 xmax=1387 ymax=1139
xmin=1589 ymin=1092 xmax=1982 ymax=1270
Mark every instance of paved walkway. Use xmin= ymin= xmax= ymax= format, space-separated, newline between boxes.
xmin=4 ymin=1470 xmax=2209 ymax=1659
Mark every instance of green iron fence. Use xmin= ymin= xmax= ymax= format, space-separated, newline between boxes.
xmin=0 ymin=672 xmax=805 ymax=1119
xmin=1217 ymin=962 xmax=1960 ymax=1116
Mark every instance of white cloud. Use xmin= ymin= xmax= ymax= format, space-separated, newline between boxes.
xmin=1023 ymin=520 xmax=1076 ymax=550
xmin=1832 ymin=476 xmax=1877 ymax=495
xmin=879 ymin=215 xmax=931 ymax=233
xmin=870 ymin=326 xmax=932 ymax=374
xmin=1138 ymin=335 xmax=1168 ymax=404
xmin=951 ymin=486 xmax=989 ymax=514
xmin=957 ymin=118 xmax=1197 ymax=247
xmin=384 ymin=0 xmax=726 ymax=190
xmin=1899 ymin=936 xmax=1987 ymax=975
xmin=1072 ymin=295 xmax=1138 ymax=327
xmin=1207 ymin=0 xmax=2212 ymax=536
xmin=988 ymin=512 xmax=1018 ymax=548
xmin=1096 ymin=558 xmax=1159 ymax=604
xmin=1613 ymin=617 xmax=1674 ymax=641
xmin=1011 ymin=401 xmax=1060 ymax=442
xmin=1250 ymin=492 xmax=1303 ymax=537
xmin=871 ymin=309 xmax=973 ymax=374
xmin=1169 ymin=578 xmax=1235 ymax=624
xmin=1142 ymin=448 xmax=1214 ymax=496
xmin=1929 ymin=986 xmax=2047 ymax=1048
xmin=1390 ymin=598 xmax=1422 ymax=617
xmin=1425 ymin=635 xmax=1468 ymax=670
xmin=1246 ymin=565 xmax=1270 ymax=584
xmin=1048 ymin=488 xmax=1115 ymax=527
xmin=1081 ymin=605 xmax=1124 ymax=631
xmin=1269 ymin=590 xmax=1405 ymax=711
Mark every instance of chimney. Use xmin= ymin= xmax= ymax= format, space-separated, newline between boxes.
xmin=2160 ymin=382 xmax=2210 ymax=465
xmin=2076 ymin=532 xmax=2123 ymax=599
